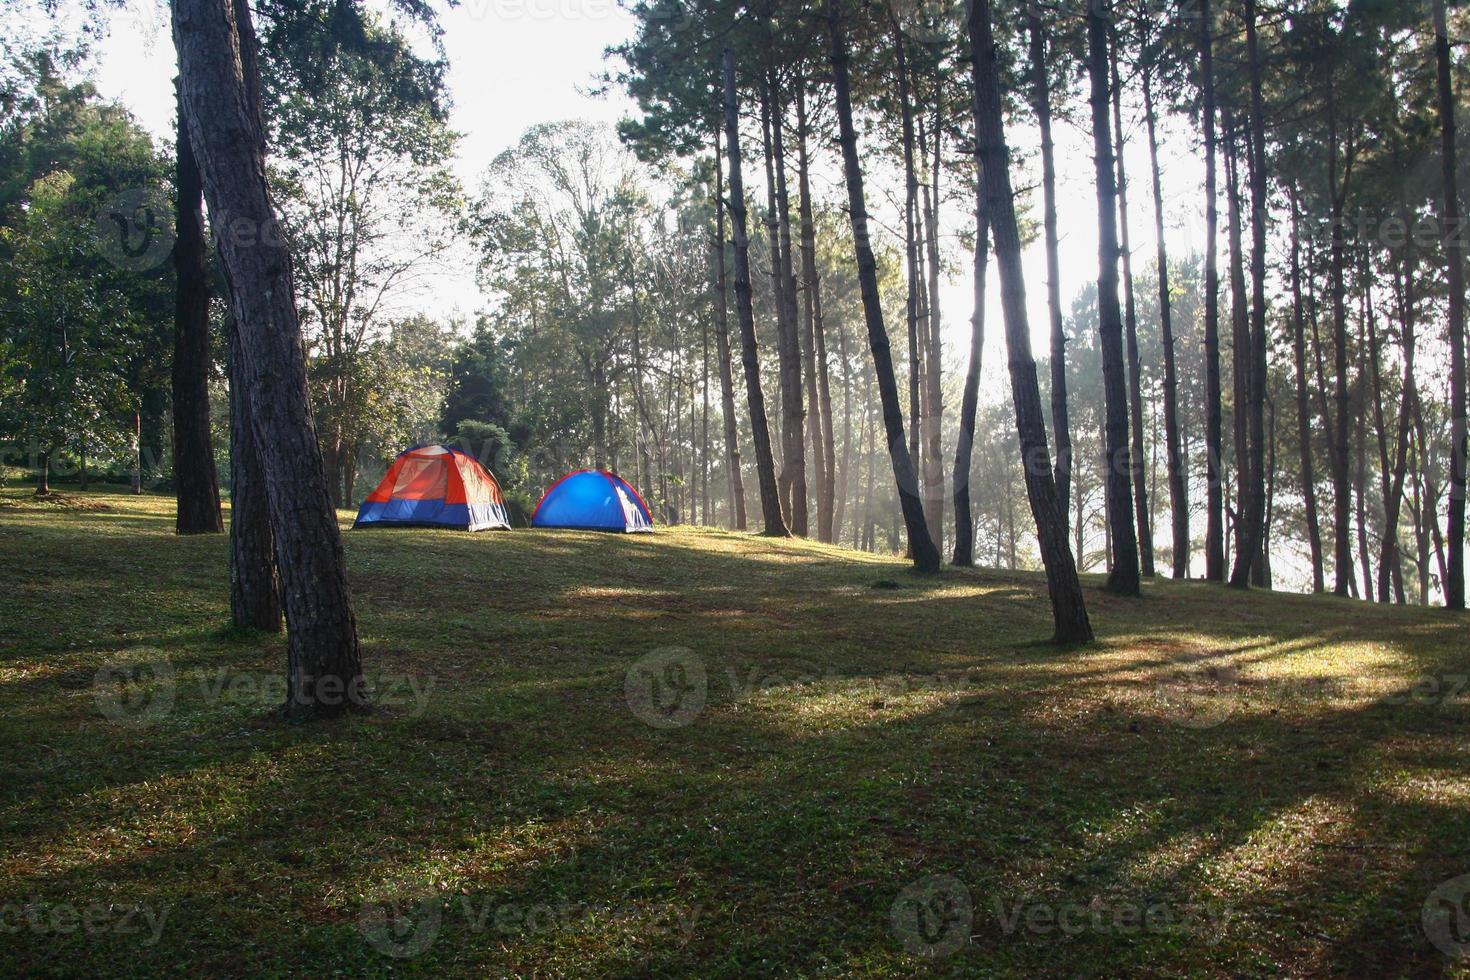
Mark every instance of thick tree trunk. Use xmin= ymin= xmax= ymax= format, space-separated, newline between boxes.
xmin=1230 ymin=0 xmax=1270 ymax=589
xmin=1289 ymin=189 xmax=1325 ymax=591
xmin=953 ymin=201 xmax=990 ymax=567
xmin=171 ymin=80 xmax=223 ymax=535
xmin=827 ymin=2 xmax=939 ymax=573
xmin=795 ymin=82 xmax=833 ymax=543
xmin=1087 ymin=2 xmax=1141 ymax=597
xmin=722 ymin=49 xmax=787 ymax=537
xmin=38 ymin=448 xmax=52 ymax=494
xmin=1111 ymin=36 xmax=1152 ymax=577
xmin=1436 ymin=0 xmax=1467 ymax=609
xmin=1200 ymin=0 xmax=1226 ymax=581
xmin=1143 ymin=72 xmax=1187 ymax=578
xmin=1028 ymin=16 xmax=1072 ymax=529
xmin=173 ymin=0 xmax=364 ymax=718
xmin=712 ymin=133 xmax=747 ymax=531
xmin=228 ymin=316 xmax=281 ymax=632
xmin=967 ymin=0 xmax=1092 ymax=642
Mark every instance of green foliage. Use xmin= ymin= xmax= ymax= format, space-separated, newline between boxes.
xmin=0 ymin=57 xmax=171 ymax=475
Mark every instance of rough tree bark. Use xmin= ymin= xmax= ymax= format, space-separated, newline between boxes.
xmin=966 ymin=0 xmax=1092 ymax=642
xmin=827 ymin=0 xmax=939 ymax=573
xmin=227 ymin=316 xmax=281 ymax=632
xmin=173 ymin=0 xmax=364 ymax=717
xmin=722 ymin=49 xmax=787 ymax=537
xmin=171 ymin=79 xmax=223 ymax=535
xmin=1088 ymin=0 xmax=1141 ymax=596
xmin=712 ymin=131 xmax=747 ymax=531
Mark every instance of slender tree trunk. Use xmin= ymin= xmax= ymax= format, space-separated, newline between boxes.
xmin=769 ymin=72 xmax=807 ymax=535
xmin=967 ymin=0 xmax=1093 ymax=641
xmin=1201 ymin=0 xmax=1226 ymax=581
xmin=1355 ymin=341 xmax=1373 ymax=597
xmin=723 ymin=49 xmax=787 ymax=537
xmin=38 ymin=447 xmax=52 ymax=494
xmin=892 ymin=21 xmax=927 ymax=555
xmin=795 ymin=81 xmax=832 ymax=542
xmin=758 ymin=75 xmax=806 ymax=534
xmin=1142 ymin=70 xmax=1187 ymax=578
xmin=1289 ymin=189 xmax=1325 ymax=591
xmin=953 ymin=200 xmax=990 ymax=567
xmin=171 ymin=79 xmax=223 ymax=535
xmin=130 ymin=411 xmax=141 ymax=494
xmin=1111 ymin=35 xmax=1153 ymax=577
xmin=1436 ymin=0 xmax=1467 ymax=609
xmin=1230 ymin=0 xmax=1270 ymax=588
xmin=834 ymin=316 xmax=853 ymax=541
xmin=1223 ymin=114 xmax=1250 ymax=568
xmin=712 ymin=132 xmax=747 ymax=530
xmin=1088 ymin=1 xmax=1141 ymax=596
xmin=1373 ymin=261 xmax=1414 ymax=602
xmin=173 ymin=0 xmax=364 ymax=717
xmin=920 ymin=113 xmax=946 ymax=552
xmin=1029 ymin=14 xmax=1072 ymax=527
xmin=827 ymin=1 xmax=939 ymax=573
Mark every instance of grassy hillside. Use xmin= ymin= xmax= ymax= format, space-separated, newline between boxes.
xmin=2 ymin=488 xmax=1469 ymax=976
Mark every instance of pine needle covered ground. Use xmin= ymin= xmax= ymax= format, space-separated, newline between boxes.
xmin=2 ymin=487 xmax=1469 ymax=976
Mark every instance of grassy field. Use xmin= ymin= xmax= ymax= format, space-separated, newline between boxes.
xmin=2 ymin=486 xmax=1470 ymax=976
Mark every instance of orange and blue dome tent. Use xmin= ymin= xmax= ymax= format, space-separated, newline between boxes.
xmin=531 ymin=469 xmax=653 ymax=532
xmin=354 ymin=444 xmax=510 ymax=531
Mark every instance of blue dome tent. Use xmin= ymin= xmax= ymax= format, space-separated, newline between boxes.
xmin=531 ymin=470 xmax=654 ymax=532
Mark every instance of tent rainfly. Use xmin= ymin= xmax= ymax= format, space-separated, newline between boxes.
xmin=531 ymin=470 xmax=653 ymax=532
xmin=354 ymin=444 xmax=511 ymax=531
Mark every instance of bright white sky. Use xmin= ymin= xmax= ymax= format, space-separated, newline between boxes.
xmin=85 ymin=0 xmax=1210 ymax=381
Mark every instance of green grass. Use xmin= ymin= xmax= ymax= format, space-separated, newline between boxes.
xmin=2 ymin=486 xmax=1469 ymax=976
